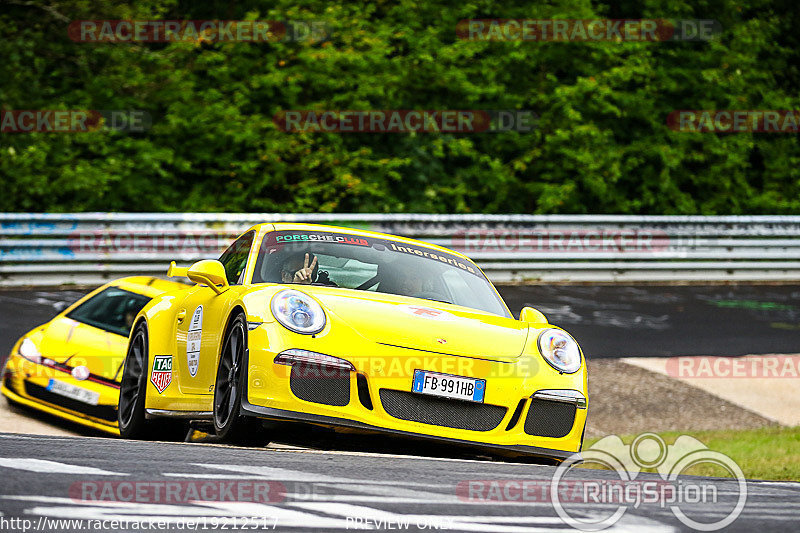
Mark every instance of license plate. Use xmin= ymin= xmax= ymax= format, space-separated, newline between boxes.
xmin=46 ymin=379 xmax=100 ymax=406
xmin=411 ymin=370 xmax=485 ymax=402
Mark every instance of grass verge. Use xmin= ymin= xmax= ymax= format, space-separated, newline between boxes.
xmin=580 ymin=426 xmax=800 ymax=481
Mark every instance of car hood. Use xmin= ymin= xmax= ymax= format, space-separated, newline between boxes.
xmin=309 ymin=288 xmax=529 ymax=361
xmin=37 ymin=316 xmax=127 ymax=380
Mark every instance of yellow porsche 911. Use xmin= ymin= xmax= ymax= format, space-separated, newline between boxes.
xmin=119 ymin=223 xmax=588 ymax=461
xmin=1 ymin=277 xmax=188 ymax=434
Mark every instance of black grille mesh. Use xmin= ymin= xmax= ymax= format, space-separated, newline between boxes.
xmin=524 ymin=399 xmax=576 ymax=438
xmin=289 ymin=364 xmax=350 ymax=406
xmin=379 ymin=389 xmax=506 ymax=431
xmin=23 ymin=381 xmax=117 ymax=422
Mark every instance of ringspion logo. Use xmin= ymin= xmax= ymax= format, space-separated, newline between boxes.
xmin=456 ymin=19 xmax=721 ymax=41
xmin=553 ymin=433 xmax=746 ymax=531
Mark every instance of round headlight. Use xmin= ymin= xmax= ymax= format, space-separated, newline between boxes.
xmin=18 ymin=337 xmax=42 ymax=364
xmin=271 ymin=289 xmax=326 ymax=335
xmin=537 ymin=329 xmax=581 ymax=373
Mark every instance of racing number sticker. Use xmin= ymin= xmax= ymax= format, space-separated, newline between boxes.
xmin=151 ymin=355 xmax=172 ymax=393
xmin=187 ymin=306 xmax=203 ymax=378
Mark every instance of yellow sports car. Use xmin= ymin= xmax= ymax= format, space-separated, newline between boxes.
xmin=1 ymin=276 xmax=188 ymax=434
xmin=119 ymin=223 xmax=588 ymax=461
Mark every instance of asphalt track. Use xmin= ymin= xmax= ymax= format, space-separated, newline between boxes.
xmin=2 ymin=284 xmax=799 ymax=362
xmin=0 ymin=432 xmax=798 ymax=532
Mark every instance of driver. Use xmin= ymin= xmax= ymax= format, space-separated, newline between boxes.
xmin=378 ymin=263 xmax=424 ymax=297
xmin=281 ymin=253 xmax=318 ymax=284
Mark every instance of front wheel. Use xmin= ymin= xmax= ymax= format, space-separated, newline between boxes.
xmin=213 ymin=314 xmax=266 ymax=445
xmin=118 ymin=322 xmax=149 ymax=438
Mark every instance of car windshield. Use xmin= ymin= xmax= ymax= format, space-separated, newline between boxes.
xmin=252 ymin=230 xmax=510 ymax=317
xmin=66 ymin=287 xmax=151 ymax=337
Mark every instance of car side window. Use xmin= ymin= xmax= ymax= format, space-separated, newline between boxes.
xmin=218 ymin=231 xmax=255 ymax=285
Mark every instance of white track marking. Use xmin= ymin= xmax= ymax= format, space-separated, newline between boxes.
xmin=164 ymin=471 xmax=445 ymax=488
xmin=286 ymin=494 xmax=557 ymax=506
xmin=195 ymin=502 xmax=369 ymax=529
xmin=193 ymin=463 xmax=344 ymax=483
xmin=292 ymin=502 xmax=563 ymax=524
xmin=266 ymin=446 xmax=539 ymax=465
xmin=0 ymin=458 xmax=125 ymax=476
xmin=290 ymin=501 xmax=675 ymax=532
xmin=192 ymin=464 xmax=455 ymax=502
xmin=10 ymin=496 xmax=371 ymax=530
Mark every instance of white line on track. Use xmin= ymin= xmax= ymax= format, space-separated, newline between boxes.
xmin=191 ymin=463 xmax=348 ymax=483
xmin=0 ymin=458 xmax=126 ymax=476
xmin=289 ymin=502 xmax=676 ymax=532
xmin=163 ymin=471 xmax=447 ymax=488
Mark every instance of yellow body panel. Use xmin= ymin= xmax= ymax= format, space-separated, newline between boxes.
xmin=136 ymin=223 xmax=589 ymax=459
xmin=1 ymin=276 xmax=189 ymax=434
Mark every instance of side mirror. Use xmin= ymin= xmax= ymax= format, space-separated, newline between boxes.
xmin=169 ymin=260 xmax=229 ymax=295
xmin=519 ymin=306 xmax=547 ymax=324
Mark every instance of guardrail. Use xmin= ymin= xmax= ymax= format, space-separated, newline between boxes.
xmin=1 ymin=213 xmax=799 ymax=286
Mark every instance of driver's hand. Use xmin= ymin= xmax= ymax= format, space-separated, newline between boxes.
xmin=293 ymin=253 xmax=318 ymax=284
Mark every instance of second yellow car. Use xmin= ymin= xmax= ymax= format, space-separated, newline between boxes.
xmin=2 ymin=276 xmax=188 ymax=434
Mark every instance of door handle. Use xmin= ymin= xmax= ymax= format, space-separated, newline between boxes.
xmin=177 ymin=309 xmax=186 ymax=323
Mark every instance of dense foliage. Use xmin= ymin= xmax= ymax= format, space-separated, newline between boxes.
xmin=1 ymin=0 xmax=798 ymax=214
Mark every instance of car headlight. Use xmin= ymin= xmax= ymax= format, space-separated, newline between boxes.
xmin=18 ymin=338 xmax=42 ymax=364
xmin=537 ymin=329 xmax=581 ymax=373
xmin=270 ymin=289 xmax=326 ymax=335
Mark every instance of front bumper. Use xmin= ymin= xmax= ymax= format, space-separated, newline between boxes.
xmin=2 ymin=353 xmax=120 ymax=435
xmin=242 ymin=325 xmax=587 ymax=460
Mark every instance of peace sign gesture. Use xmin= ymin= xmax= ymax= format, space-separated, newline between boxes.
xmin=293 ymin=253 xmax=318 ymax=284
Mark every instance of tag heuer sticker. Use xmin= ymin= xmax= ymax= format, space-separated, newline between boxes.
xmin=151 ymin=355 xmax=172 ymax=393
xmin=187 ymin=305 xmax=203 ymax=377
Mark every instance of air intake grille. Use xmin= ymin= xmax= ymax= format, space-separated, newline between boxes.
xmin=23 ymin=382 xmax=117 ymax=422
xmin=289 ymin=364 xmax=350 ymax=406
xmin=523 ymin=399 xmax=576 ymax=438
xmin=379 ymin=389 xmax=506 ymax=431
xmin=3 ymin=372 xmax=15 ymax=392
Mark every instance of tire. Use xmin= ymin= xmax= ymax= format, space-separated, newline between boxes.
xmin=213 ymin=313 xmax=266 ymax=445
xmin=118 ymin=321 xmax=150 ymax=439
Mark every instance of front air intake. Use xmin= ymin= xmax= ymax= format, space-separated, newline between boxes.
xmin=523 ymin=398 xmax=576 ymax=438
xmin=289 ymin=363 xmax=350 ymax=406
xmin=379 ymin=389 xmax=506 ymax=431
